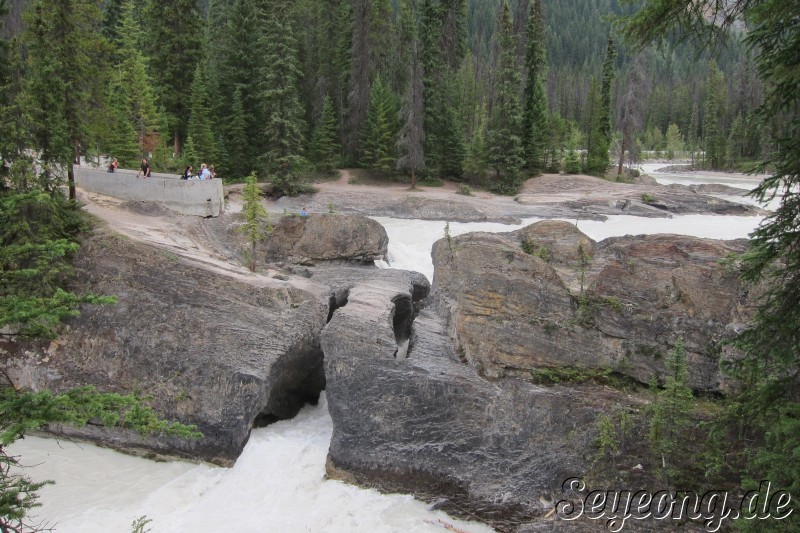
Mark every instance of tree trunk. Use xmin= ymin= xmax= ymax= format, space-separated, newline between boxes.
xmin=410 ymin=168 xmax=416 ymax=190
xmin=68 ymin=146 xmax=78 ymax=200
xmin=174 ymin=128 xmax=181 ymax=156
xmin=617 ymin=136 xmax=626 ymax=176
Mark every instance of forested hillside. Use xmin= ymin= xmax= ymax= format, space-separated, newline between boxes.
xmin=1 ymin=0 xmax=762 ymax=192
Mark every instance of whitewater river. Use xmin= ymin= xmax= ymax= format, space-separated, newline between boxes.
xmin=9 ymin=166 xmax=772 ymax=533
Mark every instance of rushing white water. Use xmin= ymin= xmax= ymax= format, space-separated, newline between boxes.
xmin=9 ymin=395 xmax=492 ymax=533
xmin=10 ymin=166 xmax=770 ymax=533
xmin=375 ymin=213 xmax=763 ymax=282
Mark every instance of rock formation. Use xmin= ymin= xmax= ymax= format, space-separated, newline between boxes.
xmin=263 ymin=213 xmax=388 ymax=265
xmin=2 ymin=229 xmax=329 ymax=465
xmin=322 ymin=221 xmax=757 ymax=528
xmin=430 ymin=221 xmax=753 ymax=392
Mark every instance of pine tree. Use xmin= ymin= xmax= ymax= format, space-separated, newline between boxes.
xmin=345 ymin=0 xmax=370 ymax=163
xmin=187 ymin=64 xmax=218 ymax=165
xmin=649 ymin=338 xmax=693 ymax=483
xmin=617 ymin=52 xmax=648 ymax=176
xmin=105 ymin=71 xmax=141 ymax=166
xmin=687 ymin=102 xmax=698 ymax=167
xmin=463 ymin=106 xmax=487 ymax=181
xmin=216 ymin=0 xmax=262 ymax=172
xmin=421 ymin=0 xmax=466 ymax=179
xmin=486 ymin=1 xmax=525 ymax=193
xmin=227 ymin=88 xmax=250 ymax=178
xmin=310 ymin=95 xmax=341 ymax=173
xmin=259 ymin=0 xmax=307 ymax=177
xmin=143 ymin=0 xmax=203 ymax=154
xmin=182 ymin=135 xmax=198 ymax=169
xmin=727 ymin=112 xmax=745 ymax=166
xmin=586 ymin=38 xmax=616 ymax=175
xmin=111 ymin=1 xmax=161 ymax=159
xmin=665 ymin=124 xmax=684 ymax=160
xmin=703 ymin=62 xmax=723 ymax=169
xmin=522 ymin=0 xmax=548 ymax=172
xmin=240 ymin=172 xmax=269 ymax=272
xmin=397 ymin=28 xmax=426 ymax=189
xmin=22 ymin=0 xmax=107 ymax=198
xmin=361 ymin=76 xmax=397 ymax=173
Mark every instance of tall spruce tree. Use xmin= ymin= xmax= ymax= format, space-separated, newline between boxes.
xmin=397 ymin=25 xmax=426 ymax=189
xmin=420 ymin=0 xmax=466 ymax=179
xmin=217 ymin=0 xmax=262 ymax=172
xmin=703 ymin=62 xmax=723 ymax=169
xmin=309 ymin=95 xmax=341 ymax=173
xmin=113 ymin=0 xmax=160 ymax=159
xmin=21 ymin=0 xmax=107 ymax=199
xmin=345 ymin=0 xmax=370 ymax=163
xmin=361 ymin=76 xmax=397 ymax=173
xmin=586 ymin=37 xmax=616 ymax=175
xmin=522 ymin=0 xmax=547 ymax=172
xmin=486 ymin=0 xmax=525 ymax=193
xmin=187 ymin=63 xmax=218 ymax=165
xmin=143 ymin=0 xmax=203 ymax=155
xmin=258 ymin=0 xmax=307 ymax=176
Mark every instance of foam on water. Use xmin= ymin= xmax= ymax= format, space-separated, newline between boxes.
xmin=9 ymin=394 xmax=492 ymax=533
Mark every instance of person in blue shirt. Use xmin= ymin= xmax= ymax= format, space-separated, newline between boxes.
xmin=198 ymin=163 xmax=211 ymax=180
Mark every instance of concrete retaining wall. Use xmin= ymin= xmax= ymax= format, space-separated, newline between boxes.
xmin=75 ymin=167 xmax=224 ymax=217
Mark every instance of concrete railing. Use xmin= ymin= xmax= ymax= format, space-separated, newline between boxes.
xmin=75 ymin=167 xmax=225 ymax=217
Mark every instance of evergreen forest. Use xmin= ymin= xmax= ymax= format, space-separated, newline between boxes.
xmin=0 ymin=0 xmax=764 ymax=193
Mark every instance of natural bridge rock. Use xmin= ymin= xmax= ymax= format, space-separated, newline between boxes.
xmin=1 ymin=230 xmax=329 ymax=466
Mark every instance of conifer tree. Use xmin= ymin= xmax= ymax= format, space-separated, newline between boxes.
xmin=310 ymin=95 xmax=341 ymax=173
xmin=463 ymin=107 xmax=488 ymax=181
xmin=362 ymin=76 xmax=397 ymax=173
xmin=259 ymin=0 xmax=307 ymax=177
xmin=522 ymin=0 xmax=548 ymax=172
xmin=487 ymin=1 xmax=525 ymax=192
xmin=182 ymin=135 xmax=198 ymax=168
xmin=105 ymin=72 xmax=141 ymax=166
xmin=703 ymin=63 xmax=723 ymax=169
xmin=22 ymin=0 xmax=109 ymax=199
xmin=586 ymin=38 xmax=616 ymax=175
xmin=345 ymin=0 xmax=370 ymax=162
xmin=227 ymin=88 xmax=250 ymax=178
xmin=240 ymin=172 xmax=269 ymax=272
xmin=188 ymin=64 xmax=218 ymax=165
xmin=397 ymin=28 xmax=426 ymax=189
xmin=143 ymin=0 xmax=203 ymax=154
xmin=217 ymin=0 xmax=262 ymax=171
xmin=687 ymin=102 xmax=698 ymax=167
xmin=649 ymin=338 xmax=693 ymax=482
xmin=110 ymin=1 xmax=161 ymax=159
xmin=421 ymin=0 xmax=466 ymax=179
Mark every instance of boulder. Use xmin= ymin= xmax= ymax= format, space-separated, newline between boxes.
xmin=430 ymin=221 xmax=754 ymax=392
xmin=1 ymin=230 xmax=329 ymax=466
xmin=264 ymin=213 xmax=388 ymax=265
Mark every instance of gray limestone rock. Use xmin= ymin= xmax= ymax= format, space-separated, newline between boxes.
xmin=264 ymin=213 xmax=388 ymax=265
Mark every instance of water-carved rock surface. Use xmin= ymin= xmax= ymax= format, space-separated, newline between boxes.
xmin=1 ymin=229 xmax=329 ymax=465
xmin=431 ymin=221 xmax=753 ymax=392
xmin=264 ymin=213 xmax=388 ymax=265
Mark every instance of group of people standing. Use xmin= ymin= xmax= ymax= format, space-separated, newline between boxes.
xmin=182 ymin=163 xmax=215 ymax=180
xmin=106 ymin=157 xmax=217 ymax=181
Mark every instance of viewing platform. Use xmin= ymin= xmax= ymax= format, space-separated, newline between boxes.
xmin=75 ymin=166 xmax=225 ymax=217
